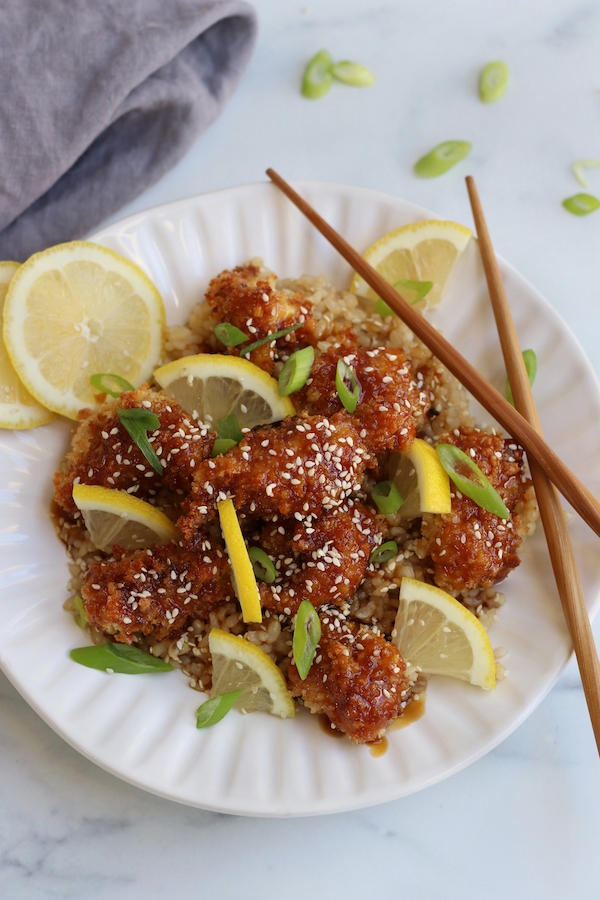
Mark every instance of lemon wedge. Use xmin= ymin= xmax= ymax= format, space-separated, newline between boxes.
xmin=217 ymin=498 xmax=262 ymax=623
xmin=0 ymin=261 xmax=56 ymax=430
xmin=393 ymin=577 xmax=496 ymax=689
xmin=391 ymin=438 xmax=451 ymax=519
xmin=209 ymin=628 xmax=295 ymax=718
xmin=72 ymin=483 xmax=178 ymax=552
xmin=351 ymin=220 xmax=473 ymax=309
xmin=153 ymin=353 xmax=295 ymax=430
xmin=3 ymin=241 xmax=165 ymax=420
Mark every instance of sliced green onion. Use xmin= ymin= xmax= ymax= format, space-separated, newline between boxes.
xmin=70 ymin=642 xmax=173 ymax=673
xmin=415 ymin=141 xmax=472 ymax=178
xmin=90 ymin=373 xmax=134 ymax=398
xmin=506 ymin=349 xmax=537 ymax=406
xmin=479 ymin=61 xmax=509 ymax=103
xmin=117 ymin=408 xmax=162 ymax=474
xmin=335 ymin=359 xmax=360 ymax=413
xmin=376 ymin=279 xmax=434 ymax=316
xmin=369 ymin=540 xmax=398 ymax=565
xmin=239 ymin=324 xmax=303 ymax=357
xmin=302 ymin=49 xmax=334 ymax=99
xmin=249 ymin=547 xmax=276 ymax=584
xmin=435 ymin=444 xmax=509 ymax=519
xmin=562 ymin=193 xmax=600 ymax=215
xmin=331 ymin=61 xmax=376 ymax=86
xmin=212 ymin=438 xmax=237 ymax=457
xmin=293 ymin=600 xmax=321 ymax=681
xmin=196 ymin=690 xmax=242 ymax=728
xmin=371 ymin=481 xmax=404 ymax=515
xmin=278 ymin=346 xmax=315 ymax=396
xmin=572 ymin=159 xmax=600 ymax=188
xmin=214 ymin=323 xmax=248 ymax=347
xmin=72 ymin=594 xmax=87 ymax=628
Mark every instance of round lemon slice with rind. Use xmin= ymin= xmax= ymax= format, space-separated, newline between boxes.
xmin=153 ymin=353 xmax=294 ymax=430
xmin=351 ymin=220 xmax=473 ymax=309
xmin=3 ymin=242 xmax=165 ymax=420
xmin=217 ymin=498 xmax=262 ymax=624
xmin=392 ymin=577 xmax=496 ymax=689
xmin=209 ymin=628 xmax=295 ymax=718
xmin=0 ymin=261 xmax=56 ymax=430
xmin=391 ymin=438 xmax=451 ymax=519
xmin=72 ymin=483 xmax=178 ymax=552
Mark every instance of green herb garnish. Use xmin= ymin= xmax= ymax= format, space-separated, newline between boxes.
xmin=506 ymin=349 xmax=537 ymax=407
xmin=302 ymin=49 xmax=334 ymax=99
xmin=335 ymin=359 xmax=360 ymax=413
xmin=369 ymin=541 xmax=398 ymax=565
xmin=278 ymin=346 xmax=315 ymax=396
xmin=415 ymin=141 xmax=472 ymax=178
xmin=239 ymin=324 xmax=303 ymax=357
xmin=212 ymin=438 xmax=237 ymax=457
xmin=479 ymin=61 xmax=509 ymax=103
xmin=331 ymin=61 xmax=376 ymax=86
xmin=117 ymin=408 xmax=162 ymax=474
xmin=214 ymin=323 xmax=248 ymax=347
xmin=562 ymin=193 xmax=600 ymax=216
xmin=90 ymin=373 xmax=134 ymax=398
xmin=376 ymin=279 xmax=434 ymax=316
xmin=249 ymin=547 xmax=276 ymax=584
xmin=572 ymin=159 xmax=600 ymax=188
xmin=70 ymin=642 xmax=173 ymax=673
xmin=293 ymin=601 xmax=321 ymax=681
xmin=435 ymin=444 xmax=509 ymax=519
xmin=371 ymin=481 xmax=404 ymax=515
xmin=196 ymin=690 xmax=242 ymax=728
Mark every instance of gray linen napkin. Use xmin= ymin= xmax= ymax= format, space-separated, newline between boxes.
xmin=0 ymin=0 xmax=257 ymax=261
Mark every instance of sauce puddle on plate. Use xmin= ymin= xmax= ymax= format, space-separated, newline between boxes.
xmin=369 ymin=694 xmax=427 ymax=757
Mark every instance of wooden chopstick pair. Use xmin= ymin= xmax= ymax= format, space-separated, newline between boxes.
xmin=267 ymin=168 xmax=600 ymax=753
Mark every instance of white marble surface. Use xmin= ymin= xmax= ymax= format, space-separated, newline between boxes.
xmin=2 ymin=0 xmax=600 ymax=896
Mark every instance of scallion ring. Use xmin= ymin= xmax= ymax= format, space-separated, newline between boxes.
xmin=72 ymin=594 xmax=87 ymax=628
xmin=196 ymin=690 xmax=242 ymax=728
xmin=376 ymin=279 xmax=433 ymax=316
xmin=506 ymin=349 xmax=537 ymax=407
xmin=369 ymin=541 xmax=398 ymax=566
xmin=415 ymin=141 xmax=472 ymax=178
xmin=371 ymin=481 xmax=404 ymax=515
xmin=435 ymin=444 xmax=509 ymax=519
xmin=239 ymin=323 xmax=302 ymax=357
xmin=212 ymin=438 xmax=237 ymax=457
xmin=335 ymin=359 xmax=360 ymax=413
xmin=90 ymin=373 xmax=134 ymax=398
xmin=479 ymin=61 xmax=509 ymax=103
xmin=214 ymin=323 xmax=248 ymax=347
xmin=572 ymin=159 xmax=600 ymax=189
xmin=331 ymin=60 xmax=376 ymax=87
xmin=116 ymin=408 xmax=162 ymax=474
xmin=562 ymin=193 xmax=600 ymax=216
xmin=301 ymin=49 xmax=334 ymax=99
xmin=249 ymin=547 xmax=276 ymax=584
xmin=293 ymin=600 xmax=321 ymax=681
xmin=278 ymin=346 xmax=315 ymax=396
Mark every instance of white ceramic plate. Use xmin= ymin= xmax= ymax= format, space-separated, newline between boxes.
xmin=1 ymin=182 xmax=599 ymax=817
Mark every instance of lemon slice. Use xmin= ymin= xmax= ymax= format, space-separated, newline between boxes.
xmin=391 ymin=438 xmax=451 ymax=519
xmin=0 ymin=262 xmax=56 ymax=430
xmin=209 ymin=628 xmax=295 ymax=718
xmin=3 ymin=241 xmax=165 ymax=420
xmin=153 ymin=353 xmax=294 ymax=430
xmin=72 ymin=483 xmax=178 ymax=552
xmin=217 ymin=498 xmax=262 ymax=623
xmin=351 ymin=220 xmax=473 ymax=308
xmin=393 ymin=577 xmax=496 ymax=689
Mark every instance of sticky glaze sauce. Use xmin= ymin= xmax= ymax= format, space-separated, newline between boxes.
xmin=319 ymin=694 xmax=427 ymax=756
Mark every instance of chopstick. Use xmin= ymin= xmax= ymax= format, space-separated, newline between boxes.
xmin=265 ymin=168 xmax=600 ymax=541
xmin=466 ymin=175 xmax=600 ymax=754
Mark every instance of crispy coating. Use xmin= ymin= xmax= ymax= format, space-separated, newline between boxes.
xmin=287 ymin=618 xmax=408 ymax=744
xmin=205 ymin=264 xmax=318 ymax=374
xmin=294 ymin=345 xmax=431 ymax=455
xmin=81 ymin=536 xmax=233 ymax=644
xmin=423 ymin=426 xmax=529 ymax=592
xmin=257 ymin=501 xmax=382 ymax=616
xmin=53 ymin=388 xmax=214 ymax=516
xmin=179 ymin=412 xmax=376 ymax=538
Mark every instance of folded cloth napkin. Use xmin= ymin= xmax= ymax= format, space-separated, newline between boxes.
xmin=0 ymin=0 xmax=257 ymax=261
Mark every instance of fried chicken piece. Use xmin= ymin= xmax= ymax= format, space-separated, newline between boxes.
xmin=257 ymin=501 xmax=382 ymax=616
xmin=287 ymin=618 xmax=409 ymax=744
xmin=179 ymin=412 xmax=376 ymax=538
xmin=205 ymin=263 xmax=317 ymax=374
xmin=53 ymin=388 xmax=214 ymax=516
xmin=81 ymin=535 xmax=233 ymax=644
xmin=422 ymin=426 xmax=531 ymax=592
xmin=293 ymin=345 xmax=431 ymax=455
